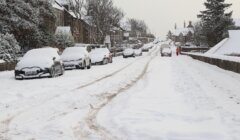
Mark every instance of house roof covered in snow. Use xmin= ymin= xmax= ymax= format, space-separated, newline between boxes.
xmin=206 ymin=30 xmax=240 ymax=55
xmin=172 ymin=27 xmax=194 ymax=36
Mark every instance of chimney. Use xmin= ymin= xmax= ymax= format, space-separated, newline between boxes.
xmin=188 ymin=21 xmax=193 ymax=28
xmin=174 ymin=23 xmax=177 ymax=30
xmin=184 ymin=21 xmax=186 ymax=28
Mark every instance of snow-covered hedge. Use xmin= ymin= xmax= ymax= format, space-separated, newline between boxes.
xmin=55 ymin=32 xmax=75 ymax=49
xmin=0 ymin=33 xmax=21 ymax=62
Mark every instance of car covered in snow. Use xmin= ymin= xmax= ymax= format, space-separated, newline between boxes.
xmin=90 ymin=48 xmax=112 ymax=65
xmin=142 ymin=43 xmax=153 ymax=52
xmin=160 ymin=44 xmax=172 ymax=57
xmin=15 ymin=47 xmax=64 ymax=80
xmin=123 ymin=48 xmax=135 ymax=58
xmin=61 ymin=47 xmax=91 ymax=70
xmin=134 ymin=48 xmax=143 ymax=56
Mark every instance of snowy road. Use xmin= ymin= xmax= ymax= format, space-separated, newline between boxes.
xmin=1 ymin=45 xmax=240 ymax=140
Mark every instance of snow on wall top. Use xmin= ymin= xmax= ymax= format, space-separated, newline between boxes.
xmin=0 ymin=59 xmax=5 ymax=64
xmin=205 ymin=30 xmax=240 ymax=55
xmin=52 ymin=2 xmax=64 ymax=11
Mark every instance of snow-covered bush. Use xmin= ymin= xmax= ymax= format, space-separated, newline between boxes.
xmin=0 ymin=33 xmax=21 ymax=62
xmin=55 ymin=32 xmax=75 ymax=49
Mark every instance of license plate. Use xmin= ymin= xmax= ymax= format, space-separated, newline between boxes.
xmin=25 ymin=71 xmax=37 ymax=76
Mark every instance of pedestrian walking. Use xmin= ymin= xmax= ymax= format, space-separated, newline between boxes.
xmin=176 ymin=47 xmax=180 ymax=56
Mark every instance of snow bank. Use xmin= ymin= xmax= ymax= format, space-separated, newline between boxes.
xmin=205 ymin=30 xmax=240 ymax=55
xmin=0 ymin=59 xmax=5 ymax=64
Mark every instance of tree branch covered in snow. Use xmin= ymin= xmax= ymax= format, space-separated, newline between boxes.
xmin=0 ymin=33 xmax=20 ymax=62
xmin=0 ymin=0 xmax=56 ymax=50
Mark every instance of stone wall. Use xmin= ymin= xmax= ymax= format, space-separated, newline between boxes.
xmin=182 ymin=53 xmax=240 ymax=74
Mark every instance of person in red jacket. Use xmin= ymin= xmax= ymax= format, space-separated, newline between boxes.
xmin=176 ymin=47 xmax=180 ymax=56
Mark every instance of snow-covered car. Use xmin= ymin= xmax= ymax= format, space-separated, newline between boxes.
xmin=123 ymin=48 xmax=135 ymax=58
xmin=142 ymin=44 xmax=153 ymax=52
xmin=161 ymin=45 xmax=172 ymax=57
xmin=15 ymin=48 xmax=64 ymax=80
xmin=90 ymin=48 xmax=112 ymax=65
xmin=61 ymin=47 xmax=91 ymax=70
xmin=134 ymin=48 xmax=143 ymax=56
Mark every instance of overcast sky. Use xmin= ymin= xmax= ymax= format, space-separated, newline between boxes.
xmin=114 ymin=0 xmax=240 ymax=38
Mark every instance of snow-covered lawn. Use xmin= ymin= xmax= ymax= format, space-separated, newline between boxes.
xmin=1 ymin=46 xmax=240 ymax=140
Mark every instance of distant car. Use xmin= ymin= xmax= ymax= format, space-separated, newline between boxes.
xmin=160 ymin=44 xmax=172 ymax=57
xmin=61 ymin=47 xmax=91 ymax=70
xmin=90 ymin=48 xmax=112 ymax=65
xmin=142 ymin=44 xmax=152 ymax=52
xmin=123 ymin=48 xmax=135 ymax=58
xmin=15 ymin=47 xmax=64 ymax=80
xmin=134 ymin=48 xmax=143 ymax=56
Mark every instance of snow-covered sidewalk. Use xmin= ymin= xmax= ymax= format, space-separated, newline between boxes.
xmin=97 ymin=55 xmax=240 ymax=140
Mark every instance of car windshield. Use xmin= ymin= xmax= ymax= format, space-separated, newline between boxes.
xmin=91 ymin=48 xmax=109 ymax=55
xmin=23 ymin=48 xmax=58 ymax=60
xmin=62 ymin=47 xmax=85 ymax=56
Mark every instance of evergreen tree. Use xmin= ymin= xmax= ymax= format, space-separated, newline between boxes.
xmin=197 ymin=0 xmax=234 ymax=47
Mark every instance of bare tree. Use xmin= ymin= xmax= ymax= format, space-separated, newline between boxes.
xmin=127 ymin=18 xmax=148 ymax=37
xmin=68 ymin=0 xmax=85 ymax=19
xmin=85 ymin=0 xmax=124 ymax=43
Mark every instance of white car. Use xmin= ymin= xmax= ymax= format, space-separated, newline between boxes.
xmin=134 ymin=48 xmax=143 ymax=56
xmin=161 ymin=45 xmax=172 ymax=57
xmin=142 ymin=43 xmax=153 ymax=52
xmin=90 ymin=48 xmax=112 ymax=65
xmin=123 ymin=48 xmax=135 ymax=58
xmin=15 ymin=47 xmax=64 ymax=80
xmin=61 ymin=47 xmax=91 ymax=70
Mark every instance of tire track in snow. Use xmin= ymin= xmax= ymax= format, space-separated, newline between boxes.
xmin=0 ymin=47 xmax=159 ymax=140
xmin=74 ymin=46 xmax=158 ymax=90
xmin=82 ymin=48 xmax=159 ymax=140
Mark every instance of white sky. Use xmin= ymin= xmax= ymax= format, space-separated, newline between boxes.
xmin=114 ymin=0 xmax=240 ymax=38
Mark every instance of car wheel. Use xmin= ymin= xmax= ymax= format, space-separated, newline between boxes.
xmin=81 ymin=61 xmax=86 ymax=69
xmin=49 ymin=67 xmax=56 ymax=78
xmin=110 ymin=58 xmax=113 ymax=63
xmin=59 ymin=66 xmax=64 ymax=76
xmin=87 ymin=61 xmax=91 ymax=69
xmin=102 ymin=58 xmax=108 ymax=65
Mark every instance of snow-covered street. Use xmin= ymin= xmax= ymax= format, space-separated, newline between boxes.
xmin=1 ymin=46 xmax=240 ymax=140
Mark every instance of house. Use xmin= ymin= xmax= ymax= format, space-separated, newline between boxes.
xmin=51 ymin=0 xmax=94 ymax=44
xmin=170 ymin=21 xmax=194 ymax=45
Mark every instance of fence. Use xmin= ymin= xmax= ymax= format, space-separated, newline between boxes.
xmin=0 ymin=62 xmax=17 ymax=72
xmin=182 ymin=53 xmax=240 ymax=74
